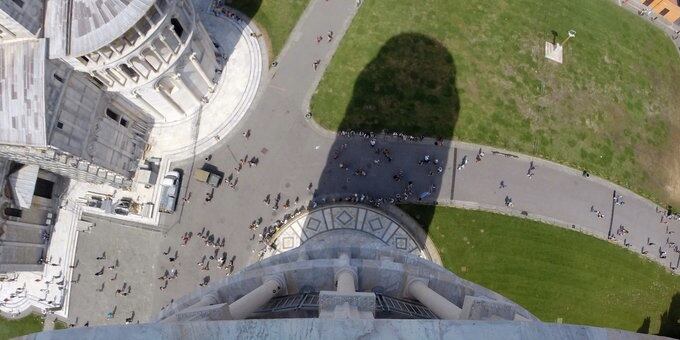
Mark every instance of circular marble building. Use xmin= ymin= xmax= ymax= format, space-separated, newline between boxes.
xmin=59 ymin=0 xmax=219 ymax=123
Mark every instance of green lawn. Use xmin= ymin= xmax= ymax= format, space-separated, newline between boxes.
xmin=0 ymin=314 xmax=44 ymax=339
xmin=312 ymin=0 xmax=680 ymax=206
xmin=400 ymin=205 xmax=680 ymax=337
xmin=226 ymin=0 xmax=310 ymax=57
xmin=54 ymin=319 xmax=68 ymax=330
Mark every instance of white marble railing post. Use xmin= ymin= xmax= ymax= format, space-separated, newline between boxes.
xmin=172 ymin=73 xmax=201 ymax=103
xmin=335 ymin=253 xmax=357 ymax=294
xmin=228 ymin=274 xmax=286 ymax=319
xmin=158 ymin=35 xmax=177 ymax=56
xmin=406 ymin=277 xmax=461 ymax=320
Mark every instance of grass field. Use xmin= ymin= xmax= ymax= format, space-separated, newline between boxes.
xmin=401 ymin=205 xmax=680 ymax=337
xmin=312 ymin=0 xmax=680 ymax=206
xmin=0 ymin=314 xmax=44 ymax=339
xmin=227 ymin=0 xmax=310 ymax=58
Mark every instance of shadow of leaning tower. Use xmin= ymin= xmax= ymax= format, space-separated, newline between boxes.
xmin=313 ymin=32 xmax=460 ymax=232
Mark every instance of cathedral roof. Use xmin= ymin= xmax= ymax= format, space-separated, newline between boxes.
xmin=46 ymin=0 xmax=155 ymax=58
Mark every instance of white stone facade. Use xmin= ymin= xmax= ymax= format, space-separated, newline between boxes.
xmin=65 ymin=0 xmax=219 ymax=122
xmin=0 ymin=0 xmax=43 ymax=40
xmin=0 ymin=0 xmax=222 ymax=187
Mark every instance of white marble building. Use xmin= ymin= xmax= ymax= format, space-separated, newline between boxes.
xmin=46 ymin=0 xmax=220 ymax=122
xmin=0 ymin=0 xmax=222 ymax=187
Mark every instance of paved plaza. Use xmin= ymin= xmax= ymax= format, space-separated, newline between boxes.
xmin=56 ymin=0 xmax=680 ymax=328
xmin=66 ymin=217 xmax=160 ymax=325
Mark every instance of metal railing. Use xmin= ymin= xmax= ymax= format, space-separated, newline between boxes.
xmin=255 ymin=292 xmax=436 ymax=319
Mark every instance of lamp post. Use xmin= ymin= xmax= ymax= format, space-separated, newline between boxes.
xmin=561 ymin=29 xmax=576 ymax=47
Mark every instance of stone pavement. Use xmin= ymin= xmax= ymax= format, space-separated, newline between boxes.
xmin=65 ymin=217 xmax=160 ymax=326
xmin=62 ymin=0 xmax=680 ymax=327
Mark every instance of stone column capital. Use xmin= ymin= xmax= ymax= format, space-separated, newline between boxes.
xmin=262 ymin=273 xmax=287 ymax=296
xmin=334 ymin=266 xmax=357 ymax=283
xmin=403 ymin=276 xmax=429 ymax=299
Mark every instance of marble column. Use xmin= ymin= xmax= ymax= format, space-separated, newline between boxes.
xmin=171 ymin=73 xmax=202 ymax=103
xmin=109 ymin=45 xmax=122 ymax=56
xmin=188 ymin=293 xmax=220 ymax=310
xmin=131 ymin=90 xmax=165 ymax=121
xmin=106 ymin=68 xmax=126 ymax=86
xmin=129 ymin=60 xmax=148 ymax=80
xmin=158 ymin=35 xmax=177 ymax=56
xmin=228 ymin=274 xmax=285 ymax=319
xmin=406 ymin=277 xmax=461 ymax=320
xmin=166 ymin=24 xmax=183 ymax=47
xmin=335 ymin=253 xmax=357 ymax=294
xmin=148 ymin=45 xmax=168 ymax=64
xmin=154 ymin=82 xmax=184 ymax=115
xmin=119 ymin=64 xmax=139 ymax=84
xmin=190 ymin=53 xmax=215 ymax=92
xmin=91 ymin=71 xmax=112 ymax=87
xmin=336 ymin=269 xmax=356 ymax=294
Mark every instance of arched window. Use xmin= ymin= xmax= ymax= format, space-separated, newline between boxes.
xmin=142 ymin=50 xmax=162 ymax=70
xmin=120 ymin=64 xmax=138 ymax=78
xmin=170 ymin=18 xmax=184 ymax=38
xmin=131 ymin=58 xmax=150 ymax=76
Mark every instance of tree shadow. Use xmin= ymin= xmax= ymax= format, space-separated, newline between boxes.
xmin=658 ymin=292 xmax=680 ymax=338
xmin=636 ymin=292 xmax=680 ymax=338
xmin=637 ymin=316 xmax=650 ymax=334
xmin=313 ymin=32 xmax=458 ymax=234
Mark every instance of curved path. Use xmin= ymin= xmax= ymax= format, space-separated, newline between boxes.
xmin=150 ymin=0 xmax=679 ymax=320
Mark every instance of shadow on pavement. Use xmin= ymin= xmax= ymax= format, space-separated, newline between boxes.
xmin=313 ymin=32 xmax=459 ymax=233
xmin=221 ymin=0 xmax=262 ymax=19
